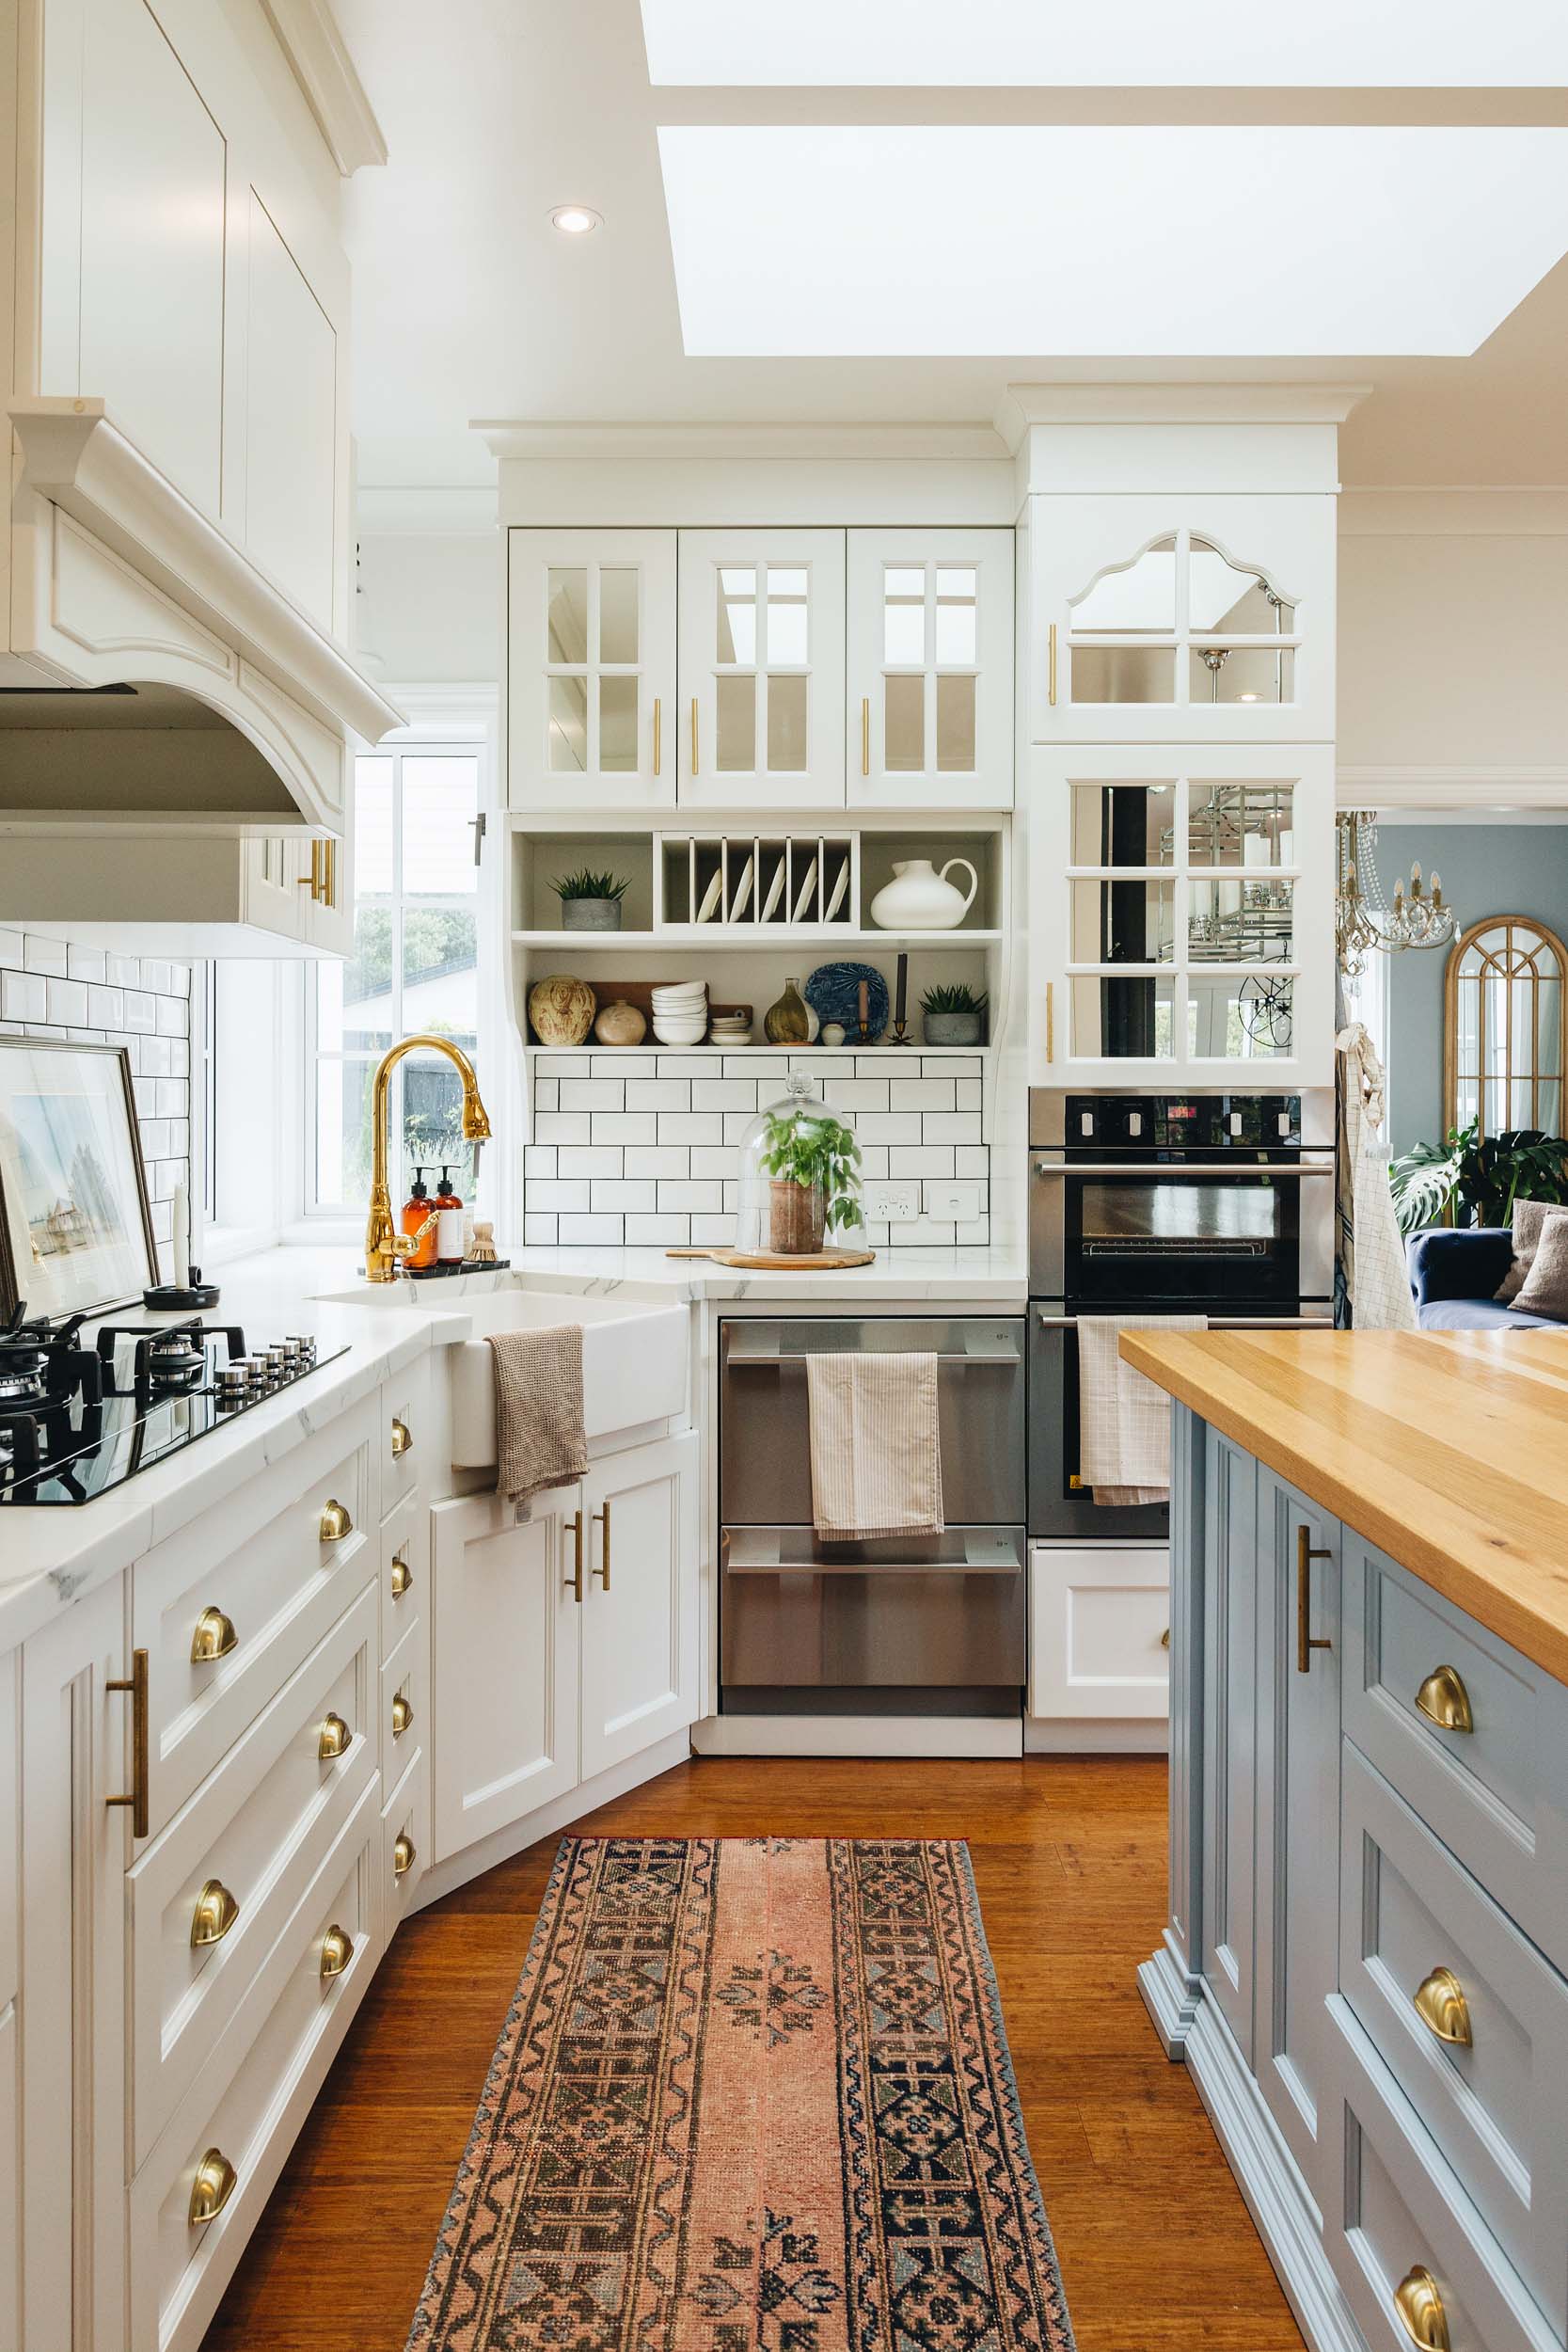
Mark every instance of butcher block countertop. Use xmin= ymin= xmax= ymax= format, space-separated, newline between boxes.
xmin=1120 ymin=1326 xmax=1568 ymax=1688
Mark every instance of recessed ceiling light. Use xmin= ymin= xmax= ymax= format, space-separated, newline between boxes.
xmin=550 ymin=204 xmax=603 ymax=236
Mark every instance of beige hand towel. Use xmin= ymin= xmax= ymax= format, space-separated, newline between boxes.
xmin=1077 ymin=1314 xmax=1206 ymax=1506
xmin=806 ymin=1351 xmax=944 ymax=1538
xmin=487 ymin=1325 xmax=588 ymax=1508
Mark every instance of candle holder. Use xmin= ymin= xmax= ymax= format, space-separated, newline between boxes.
xmin=144 ymin=1263 xmax=221 ymax=1311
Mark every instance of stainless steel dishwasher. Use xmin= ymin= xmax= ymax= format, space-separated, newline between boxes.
xmin=718 ymin=1317 xmax=1027 ymax=1717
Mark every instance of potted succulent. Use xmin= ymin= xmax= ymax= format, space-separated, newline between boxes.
xmin=757 ymin=1100 xmax=863 ymax=1255
xmin=920 ymin=981 xmax=989 ymax=1048
xmin=552 ymin=866 xmax=629 ymax=932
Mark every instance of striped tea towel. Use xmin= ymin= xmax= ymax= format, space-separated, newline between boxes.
xmin=1077 ymin=1314 xmax=1206 ymax=1506
xmin=806 ymin=1351 xmax=944 ymax=1538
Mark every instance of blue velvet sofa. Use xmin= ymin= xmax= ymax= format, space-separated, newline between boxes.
xmin=1406 ymin=1227 xmax=1563 ymax=1330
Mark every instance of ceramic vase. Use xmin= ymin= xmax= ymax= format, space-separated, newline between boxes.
xmin=528 ymin=973 xmax=596 ymax=1045
xmin=594 ymin=998 xmax=646 ymax=1045
xmin=869 ymin=857 xmax=979 ymax=931
xmin=562 ymin=898 xmax=623 ymax=931
xmin=763 ymin=976 xmax=811 ymax=1044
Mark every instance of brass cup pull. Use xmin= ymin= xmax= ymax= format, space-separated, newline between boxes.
xmin=1413 ymin=1966 xmax=1472 ymax=2048
xmin=190 ymin=1879 xmax=241 ymax=1949
xmin=1393 ymin=2265 xmax=1450 ymax=2351
xmin=390 ymin=1417 xmax=412 ymax=1459
xmin=319 ymin=1498 xmax=354 ymax=1543
xmin=1295 ymin=1525 xmax=1333 ymax=1676
xmin=106 ymin=1646 xmax=150 ymax=1840
xmin=1416 ymin=1664 xmax=1474 ymax=1734
xmin=190 ymin=1606 xmax=238 ymax=1665
xmin=392 ymin=1830 xmax=416 ymax=1880
xmin=318 ymin=1711 xmax=353 ymax=1762
xmin=390 ymin=1552 xmax=412 ymax=1599
xmin=189 ymin=2147 xmax=239 ymax=2229
xmin=320 ymin=1923 xmax=355 ymax=1980
xmin=1043 ymin=979 xmax=1054 ymax=1063
xmin=1160 ymin=1626 xmax=1171 ymax=1650
xmin=391 ymin=1690 xmax=413 ymax=1740
xmin=593 ymin=1499 xmax=610 ymax=1592
xmin=564 ymin=1510 xmax=585 ymax=1603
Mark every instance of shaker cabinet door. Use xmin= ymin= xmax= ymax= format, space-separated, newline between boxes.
xmin=1200 ymin=1430 xmax=1259 ymax=2062
xmin=508 ymin=529 xmax=677 ymax=811
xmin=578 ymin=1432 xmax=699 ymax=1782
xmin=847 ymin=528 xmax=1014 ymax=808
xmin=677 ymin=530 xmax=846 ymax=807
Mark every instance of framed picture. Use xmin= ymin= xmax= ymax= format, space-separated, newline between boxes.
xmin=0 ymin=1040 xmax=158 ymax=1320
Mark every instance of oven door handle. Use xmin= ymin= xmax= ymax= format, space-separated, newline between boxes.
xmin=1034 ymin=1310 xmax=1333 ymax=1330
xmin=1032 ymin=1160 xmax=1335 ymax=1178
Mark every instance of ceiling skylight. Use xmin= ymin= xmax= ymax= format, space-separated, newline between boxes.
xmin=657 ymin=126 xmax=1568 ymax=358
xmin=641 ymin=1 xmax=1568 ymax=86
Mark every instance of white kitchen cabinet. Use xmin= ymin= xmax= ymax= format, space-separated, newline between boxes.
xmin=1027 ymin=1544 xmax=1169 ymax=1743
xmin=20 ymin=1577 xmax=131 ymax=2352
xmin=847 ymin=528 xmax=1014 ymax=809
xmin=578 ymin=1433 xmax=700 ymax=1781
xmin=677 ymin=529 xmax=846 ymax=807
xmin=508 ymin=529 xmax=677 ymax=811
xmin=1029 ymin=496 xmax=1335 ymax=746
xmin=1028 ymin=740 xmax=1337 ymax=1089
xmin=0 ymin=822 xmax=352 ymax=959
xmin=430 ymin=1487 xmax=582 ymax=1861
xmin=0 ymin=1647 xmax=16 ymax=2352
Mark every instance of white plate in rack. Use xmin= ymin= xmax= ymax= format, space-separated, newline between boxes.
xmin=729 ymin=856 xmax=754 ymax=921
xmin=761 ymin=860 xmax=786 ymax=923
xmin=824 ymin=856 xmax=849 ymax=922
xmin=791 ymin=857 xmax=818 ymax=924
xmin=697 ymin=871 xmax=723 ymax=924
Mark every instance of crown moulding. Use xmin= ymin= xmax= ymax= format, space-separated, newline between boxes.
xmin=994 ymin=381 xmax=1374 ymax=449
xmin=259 ymin=0 xmax=387 ymax=176
xmin=11 ymin=398 xmax=403 ymax=748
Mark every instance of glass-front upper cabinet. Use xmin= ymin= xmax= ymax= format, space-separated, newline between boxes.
xmin=508 ymin=529 xmax=676 ymax=810
xmin=1029 ymin=744 xmax=1336 ymax=1089
xmin=677 ymin=530 xmax=846 ymax=807
xmin=1030 ymin=495 xmax=1335 ymax=744
xmin=846 ymin=528 xmax=1014 ymax=809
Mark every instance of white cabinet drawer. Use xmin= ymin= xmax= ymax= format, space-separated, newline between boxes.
xmin=127 ymin=1582 xmax=377 ymax=2169
xmin=381 ymin=1492 xmax=426 ymax=1656
xmin=384 ymin=1742 xmax=429 ymax=1923
xmin=381 ymin=1607 xmax=427 ymax=1817
xmin=129 ymin=1778 xmax=380 ymax=2352
xmin=382 ymin=1359 xmax=429 ymax=1522
xmin=1343 ymin=1535 xmax=1568 ymax=1980
xmin=1339 ymin=1742 xmax=1568 ymax=2335
xmin=1324 ymin=2005 xmax=1559 ymax=2352
xmin=134 ymin=1396 xmax=379 ymax=1833
xmin=1028 ymin=1542 xmax=1169 ymax=1725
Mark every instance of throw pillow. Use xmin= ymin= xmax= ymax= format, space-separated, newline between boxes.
xmin=1496 ymin=1197 xmax=1557 ymax=1302
xmin=1512 ymin=1207 xmax=1568 ymax=1322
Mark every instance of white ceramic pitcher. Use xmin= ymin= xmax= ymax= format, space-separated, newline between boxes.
xmin=868 ymin=856 xmax=979 ymax=932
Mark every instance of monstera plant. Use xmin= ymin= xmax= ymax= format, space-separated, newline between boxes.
xmin=1388 ymin=1121 xmax=1568 ymax=1236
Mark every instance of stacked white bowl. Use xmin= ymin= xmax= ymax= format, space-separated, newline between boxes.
xmin=651 ymin=979 xmax=708 ymax=1044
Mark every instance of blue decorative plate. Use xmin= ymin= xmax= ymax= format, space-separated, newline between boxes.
xmin=804 ymin=961 xmax=890 ymax=1041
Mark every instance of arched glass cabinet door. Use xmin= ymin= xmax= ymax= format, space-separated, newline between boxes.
xmin=1445 ymin=914 xmax=1568 ymax=1140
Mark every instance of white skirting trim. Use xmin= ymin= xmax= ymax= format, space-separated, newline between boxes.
xmin=690 ymin=1712 xmax=1023 ymax=1759
xmin=411 ymin=1727 xmax=694 ymax=1911
xmin=1025 ymin=1717 xmax=1169 ymax=1756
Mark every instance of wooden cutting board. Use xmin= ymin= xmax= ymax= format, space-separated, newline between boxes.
xmin=665 ymin=1247 xmax=877 ymax=1270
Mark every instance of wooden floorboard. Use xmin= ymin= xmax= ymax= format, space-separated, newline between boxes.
xmin=202 ymin=1755 xmax=1304 ymax=2352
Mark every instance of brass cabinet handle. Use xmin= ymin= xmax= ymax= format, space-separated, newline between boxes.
xmin=320 ymin=1498 xmax=353 ymax=1543
xmin=1416 ymin=1664 xmax=1474 ymax=1734
xmin=324 ymin=836 xmax=338 ymax=910
xmin=189 ymin=2147 xmax=239 ymax=2229
xmin=1295 ymin=1526 xmax=1334 ymax=1675
xmin=390 ymin=1417 xmax=412 ymax=1460
xmin=1044 ymin=979 xmax=1054 ymax=1063
xmin=690 ymin=696 xmax=698 ymax=774
xmin=318 ymin=1711 xmax=353 ymax=1761
xmin=190 ymin=1606 xmax=239 ymax=1665
xmin=106 ymin=1647 xmax=150 ymax=1840
xmin=564 ymin=1510 xmax=584 ymax=1603
xmin=1412 ymin=1966 xmax=1472 ymax=2048
xmin=861 ymin=696 xmax=870 ymax=776
xmin=1047 ymin=622 xmax=1058 ymax=707
xmin=190 ymin=1879 xmax=241 ymax=1949
xmin=653 ymin=696 xmax=661 ymax=776
xmin=392 ymin=1830 xmax=416 ymax=1880
xmin=320 ymin=1923 xmax=355 ymax=1980
xmin=1160 ymin=1626 xmax=1171 ymax=1650
xmin=593 ymin=1500 xmax=610 ymax=1591
xmin=296 ymin=841 xmax=325 ymax=901
xmin=391 ymin=1690 xmax=413 ymax=1740
xmin=390 ymin=1552 xmax=412 ymax=1599
xmin=1392 ymin=2265 xmax=1450 ymax=2351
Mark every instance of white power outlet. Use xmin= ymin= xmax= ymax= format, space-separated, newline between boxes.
xmin=863 ymin=1181 xmax=921 ymax=1223
xmin=924 ymin=1181 xmax=983 ymax=1223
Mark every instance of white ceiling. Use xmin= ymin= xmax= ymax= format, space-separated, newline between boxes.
xmin=335 ymin=0 xmax=1568 ymax=492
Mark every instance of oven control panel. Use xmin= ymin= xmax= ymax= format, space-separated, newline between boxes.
xmin=1064 ymin=1094 xmax=1302 ymax=1148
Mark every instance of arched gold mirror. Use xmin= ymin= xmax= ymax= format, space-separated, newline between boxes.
xmin=1444 ymin=914 xmax=1568 ymax=1138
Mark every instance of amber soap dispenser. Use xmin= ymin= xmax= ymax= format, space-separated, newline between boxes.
xmin=401 ymin=1168 xmax=437 ymax=1269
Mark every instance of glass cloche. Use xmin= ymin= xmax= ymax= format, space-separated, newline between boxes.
xmin=736 ymin=1072 xmax=866 ymax=1257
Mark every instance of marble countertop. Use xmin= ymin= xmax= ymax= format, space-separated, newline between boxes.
xmin=1123 ymin=1324 xmax=1568 ymax=1687
xmin=486 ymin=1242 xmax=1028 ymax=1303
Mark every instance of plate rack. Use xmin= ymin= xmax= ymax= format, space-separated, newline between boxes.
xmin=657 ymin=833 xmax=857 ymax=930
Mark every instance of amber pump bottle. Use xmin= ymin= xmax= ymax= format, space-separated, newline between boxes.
xmin=434 ymin=1166 xmax=466 ymax=1267
xmin=401 ymin=1168 xmax=437 ymax=1269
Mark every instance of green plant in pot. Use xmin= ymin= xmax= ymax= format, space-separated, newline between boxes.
xmin=920 ymin=982 xmax=989 ymax=1047
xmin=552 ymin=866 xmax=628 ymax=932
xmin=1388 ymin=1120 xmax=1568 ymax=1236
xmin=757 ymin=1100 xmax=863 ymax=1255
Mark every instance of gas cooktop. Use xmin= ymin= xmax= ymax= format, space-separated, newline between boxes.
xmin=0 ymin=1307 xmax=348 ymax=1507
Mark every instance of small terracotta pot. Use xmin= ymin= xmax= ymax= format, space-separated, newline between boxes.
xmin=768 ymin=1179 xmax=827 ymax=1256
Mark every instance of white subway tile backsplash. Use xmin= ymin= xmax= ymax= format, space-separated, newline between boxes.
xmin=526 ymin=1179 xmax=592 ymax=1212
xmin=557 ymin=1147 xmax=625 ymax=1178
xmin=87 ymin=985 xmax=125 ymax=1029
xmin=691 ymin=1080 xmax=757 ymax=1111
xmin=721 ymin=1111 xmax=755 ymax=1145
xmin=105 ymin=952 xmax=139 ymax=989
xmin=46 ymin=977 xmax=90 ymax=1025
xmin=658 ymin=1112 xmax=723 ymax=1145
xmin=597 ymin=1054 xmax=656 ymax=1078
xmin=657 ymin=1179 xmax=723 ymax=1213
xmin=627 ymin=1078 xmax=689 ymax=1112
xmin=890 ymin=1146 xmax=956 ymax=1178
xmin=560 ymin=1079 xmax=624 ymax=1112
xmin=155 ymin=993 xmax=189 ymax=1037
xmin=890 ymin=1079 xmax=955 ymax=1112
xmin=957 ymin=1146 xmax=990 ymax=1178
xmin=590 ymin=1112 xmax=659 ymax=1145
xmin=624 ymin=1147 xmax=695 ymax=1178
xmin=524 ymin=1145 xmax=558 ymax=1177
xmin=123 ymin=991 xmax=156 ymax=1033
xmin=558 ymin=1214 xmax=626 ymax=1244
xmin=524 ymin=1213 xmax=559 ymax=1246
xmin=590 ymin=1179 xmax=657 ymax=1212
xmin=0 ymin=930 xmax=24 ymax=967
xmin=624 ymin=1213 xmax=691 ymax=1246
xmin=535 ymin=1112 xmax=592 ymax=1144
xmin=153 ymin=1078 xmax=187 ymax=1119
xmin=533 ymin=1078 xmax=560 ymax=1112
xmin=654 ymin=1054 xmax=714 ymax=1078
xmin=922 ymin=1113 xmax=983 ymax=1142
xmin=852 ymin=1113 xmax=924 ymax=1146
xmin=67 ymin=945 xmax=107 ymax=983
xmin=23 ymin=934 xmax=69 ymax=977
xmin=688 ymin=1146 xmax=736 ymax=1180
xmin=821 ymin=1079 xmax=889 ymax=1113
xmin=540 ymin=1054 xmax=592 ymax=1076
xmin=1 ymin=970 xmax=46 ymax=1022
xmin=956 ymin=1079 xmax=982 ymax=1111
xmin=689 ymin=1214 xmax=738 ymax=1247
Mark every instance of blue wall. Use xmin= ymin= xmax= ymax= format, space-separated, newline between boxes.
xmin=1381 ymin=824 xmax=1568 ymax=1158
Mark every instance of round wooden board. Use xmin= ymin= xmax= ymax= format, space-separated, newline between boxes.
xmin=666 ymin=1247 xmax=877 ymax=1270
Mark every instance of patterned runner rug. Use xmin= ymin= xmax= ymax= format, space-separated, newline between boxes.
xmin=408 ymin=1836 xmax=1076 ymax=2352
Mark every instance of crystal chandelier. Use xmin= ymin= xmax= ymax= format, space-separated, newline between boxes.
xmin=1336 ymin=811 xmax=1457 ymax=979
